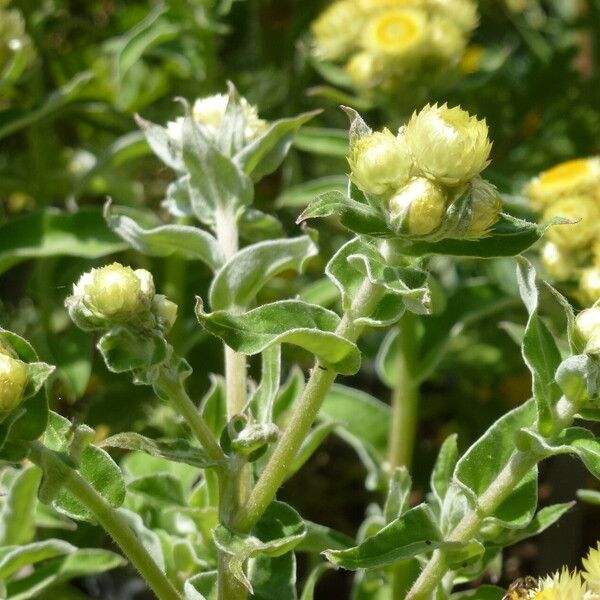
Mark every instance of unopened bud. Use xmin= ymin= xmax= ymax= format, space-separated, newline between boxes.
xmin=581 ymin=268 xmax=600 ymax=305
xmin=152 ymin=295 xmax=178 ymax=333
xmin=388 ymin=177 xmax=447 ymax=235
xmin=348 ymin=128 xmax=413 ymax=196
xmin=0 ymin=352 xmax=28 ymax=412
xmin=404 ymin=103 xmax=491 ymax=186
xmin=543 ymin=196 xmax=600 ymax=251
xmin=575 ymin=307 xmax=600 ymax=355
xmin=465 ymin=178 xmax=502 ymax=238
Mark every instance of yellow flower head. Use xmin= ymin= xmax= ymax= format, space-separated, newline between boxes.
xmin=541 ymin=242 xmax=577 ymax=282
xmin=388 ymin=176 xmax=448 ymax=235
xmin=525 ymin=158 xmax=600 ymax=210
xmin=361 ymin=8 xmax=427 ymax=57
xmin=0 ymin=353 xmax=28 ymax=412
xmin=311 ymin=1 xmax=365 ymax=61
xmin=582 ymin=541 xmax=600 ymax=594
xmin=355 ymin=0 xmax=423 ymax=10
xmin=348 ymin=128 xmax=414 ymax=196
xmin=404 ymin=103 xmax=491 ymax=186
xmin=542 ymin=195 xmax=600 ymax=251
xmin=531 ymin=569 xmax=587 ymax=600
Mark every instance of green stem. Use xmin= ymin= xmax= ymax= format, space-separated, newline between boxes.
xmin=405 ymin=451 xmax=539 ymax=600
xmin=28 ymin=442 xmax=181 ymax=600
xmin=387 ymin=312 xmax=420 ymax=472
xmin=233 ymin=277 xmax=386 ymax=533
xmin=153 ymin=368 xmax=225 ymax=464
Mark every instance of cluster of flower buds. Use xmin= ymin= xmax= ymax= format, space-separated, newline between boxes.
xmin=66 ymin=263 xmax=177 ymax=335
xmin=0 ymin=340 xmax=29 ymax=412
xmin=311 ymin=0 xmax=478 ymax=95
xmin=166 ymin=93 xmax=268 ymax=148
xmin=525 ymin=157 xmax=600 ymax=304
xmin=348 ymin=103 xmax=500 ymax=240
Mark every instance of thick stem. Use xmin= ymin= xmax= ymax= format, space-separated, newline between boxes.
xmin=214 ymin=206 xmax=247 ymax=419
xmin=406 ymin=451 xmax=539 ymax=600
xmin=387 ymin=312 xmax=420 ymax=472
xmin=28 ymin=442 xmax=181 ymax=600
xmin=233 ymin=278 xmax=386 ymax=533
xmin=154 ymin=369 xmax=225 ymax=464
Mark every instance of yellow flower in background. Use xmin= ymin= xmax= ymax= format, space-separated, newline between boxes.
xmin=346 ymin=51 xmax=382 ymax=87
xmin=362 ymin=8 xmax=427 ymax=57
xmin=427 ymin=0 xmax=478 ymax=33
xmin=430 ymin=15 xmax=467 ymax=62
xmin=531 ymin=569 xmax=587 ymax=600
xmin=576 ymin=308 xmax=600 ymax=354
xmin=582 ymin=542 xmax=600 ymax=594
xmin=541 ymin=242 xmax=577 ymax=282
xmin=580 ymin=268 xmax=600 ymax=305
xmin=355 ymin=0 xmax=423 ymax=10
xmin=542 ymin=196 xmax=600 ymax=251
xmin=461 ymin=44 xmax=484 ymax=73
xmin=311 ymin=1 xmax=365 ymax=61
xmin=404 ymin=103 xmax=491 ymax=185
xmin=525 ymin=157 xmax=600 ymax=209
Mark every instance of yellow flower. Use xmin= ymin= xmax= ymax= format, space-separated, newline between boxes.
xmin=72 ymin=263 xmax=153 ymax=321
xmin=0 ymin=352 xmax=28 ymax=412
xmin=541 ymin=242 xmax=577 ymax=282
xmin=430 ymin=15 xmax=467 ymax=62
xmin=361 ymin=8 xmax=428 ymax=58
xmin=404 ymin=103 xmax=491 ymax=185
xmin=575 ymin=308 xmax=600 ymax=355
xmin=530 ymin=569 xmax=587 ymax=600
xmin=348 ymin=128 xmax=413 ymax=196
xmin=580 ymin=268 xmax=600 ymax=305
xmin=525 ymin=158 xmax=600 ymax=210
xmin=346 ymin=51 xmax=382 ymax=88
xmin=355 ymin=0 xmax=423 ymax=10
xmin=582 ymin=541 xmax=600 ymax=593
xmin=388 ymin=176 xmax=448 ymax=235
xmin=311 ymin=1 xmax=365 ymax=61
xmin=465 ymin=177 xmax=502 ymax=238
xmin=542 ymin=196 xmax=600 ymax=251
xmin=427 ymin=0 xmax=479 ymax=33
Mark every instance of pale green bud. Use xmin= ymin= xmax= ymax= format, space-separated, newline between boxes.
xmin=542 ymin=242 xmax=576 ymax=282
xmin=152 ymin=295 xmax=178 ymax=333
xmin=575 ymin=307 xmax=600 ymax=355
xmin=348 ymin=128 xmax=413 ymax=196
xmin=543 ymin=195 xmax=600 ymax=251
xmin=465 ymin=177 xmax=502 ymax=238
xmin=388 ymin=176 xmax=448 ymax=235
xmin=581 ymin=268 xmax=600 ymax=305
xmin=311 ymin=1 xmax=365 ymax=61
xmin=0 ymin=353 xmax=28 ymax=412
xmin=404 ymin=103 xmax=491 ymax=186
xmin=70 ymin=263 xmax=154 ymax=325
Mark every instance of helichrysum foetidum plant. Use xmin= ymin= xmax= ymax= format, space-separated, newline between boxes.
xmin=310 ymin=0 xmax=478 ymax=95
xmin=524 ymin=157 xmax=600 ymax=304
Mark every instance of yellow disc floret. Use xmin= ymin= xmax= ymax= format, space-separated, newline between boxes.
xmin=362 ymin=8 xmax=427 ymax=57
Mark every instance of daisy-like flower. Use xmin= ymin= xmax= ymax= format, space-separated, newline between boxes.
xmin=311 ymin=0 xmax=365 ymax=61
xmin=530 ymin=569 xmax=588 ymax=600
xmin=404 ymin=103 xmax=491 ymax=186
xmin=582 ymin=541 xmax=600 ymax=594
xmin=525 ymin=158 xmax=600 ymax=210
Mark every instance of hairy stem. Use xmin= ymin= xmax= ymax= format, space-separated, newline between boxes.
xmin=387 ymin=312 xmax=420 ymax=472
xmin=406 ymin=451 xmax=539 ymax=600
xmin=233 ymin=277 xmax=386 ymax=533
xmin=214 ymin=205 xmax=247 ymax=419
xmin=28 ymin=442 xmax=181 ymax=600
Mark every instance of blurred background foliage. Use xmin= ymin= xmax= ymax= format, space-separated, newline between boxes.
xmin=1 ymin=0 xmax=599 ymax=597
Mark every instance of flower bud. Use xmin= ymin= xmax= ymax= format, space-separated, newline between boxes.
xmin=541 ymin=242 xmax=576 ymax=282
xmin=348 ymin=128 xmax=413 ymax=196
xmin=346 ymin=51 xmax=381 ymax=88
xmin=361 ymin=8 xmax=427 ymax=59
xmin=525 ymin=157 xmax=600 ymax=210
xmin=542 ymin=195 xmax=600 ymax=251
xmin=311 ymin=1 xmax=364 ymax=61
xmin=580 ymin=268 xmax=600 ymax=305
xmin=404 ymin=103 xmax=491 ymax=186
xmin=69 ymin=263 xmax=154 ymax=326
xmin=575 ymin=307 xmax=600 ymax=355
xmin=152 ymin=295 xmax=178 ymax=333
xmin=388 ymin=177 xmax=448 ymax=235
xmin=0 ymin=352 xmax=28 ymax=412
xmin=465 ymin=177 xmax=502 ymax=238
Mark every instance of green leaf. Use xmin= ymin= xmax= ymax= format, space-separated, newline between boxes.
xmin=300 ymin=563 xmax=332 ymax=600
xmin=212 ymin=501 xmax=306 ymax=592
xmin=296 ymin=520 xmax=354 ymax=554
xmin=455 ymin=400 xmax=538 ymax=528
xmin=0 ymin=208 xmax=127 ymax=275
xmin=324 ymin=504 xmax=443 ymax=570
xmin=384 ymin=467 xmax=412 ymax=523
xmin=286 ymin=420 xmax=338 ymax=480
xmin=210 ymin=235 xmax=318 ymax=311
xmin=235 ymin=111 xmax=321 ymax=180
xmin=555 ymin=354 xmax=600 ymax=408
xmin=450 ymin=585 xmax=505 ymax=600
xmin=5 ymin=549 xmax=125 ymax=600
xmin=430 ymin=434 xmax=459 ymax=510
xmin=326 ymin=237 xmax=430 ymax=327
xmin=196 ymin=299 xmax=361 ymax=375
xmin=516 ymin=258 xmax=562 ymax=435
xmin=298 ymin=191 xmax=390 ymax=237
xmin=201 ymin=375 xmax=227 ymax=437
xmin=293 ymin=127 xmax=348 ymax=158
xmin=119 ymin=508 xmax=165 ymax=571
xmin=577 ymin=489 xmax=600 ymax=504
xmin=99 ymin=432 xmax=223 ymax=469
xmin=238 ymin=208 xmax=284 ymax=242
xmin=320 ymin=384 xmax=390 ymax=490
xmin=135 ymin=115 xmax=184 ymax=172
xmin=182 ymin=107 xmax=253 ymax=223
xmin=277 ymin=176 xmax=348 ymax=208
xmin=247 ymin=553 xmax=297 ymax=600
xmin=128 ymin=472 xmax=186 ymax=506
xmin=0 ymin=539 xmax=75 ymax=580
xmin=250 ymin=347 xmax=281 ymax=425
xmin=0 ymin=466 xmax=41 ymax=545
xmin=44 ymin=412 xmax=126 ymax=521
xmin=105 ymin=204 xmax=224 ymax=271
